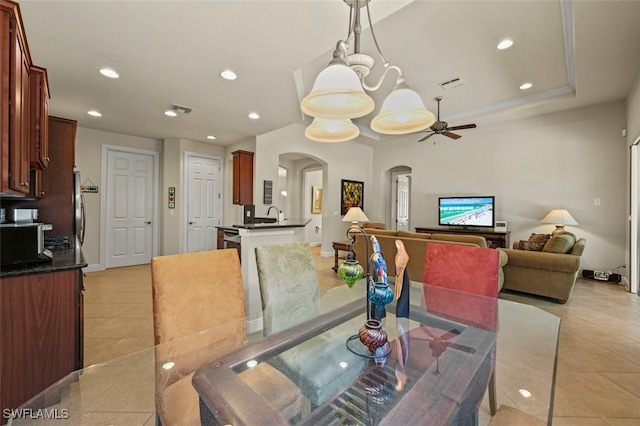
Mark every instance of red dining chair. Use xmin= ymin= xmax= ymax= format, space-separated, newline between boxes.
xmin=422 ymin=242 xmax=500 ymax=417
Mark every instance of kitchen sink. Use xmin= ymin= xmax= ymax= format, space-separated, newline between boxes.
xmin=251 ymin=217 xmax=277 ymax=224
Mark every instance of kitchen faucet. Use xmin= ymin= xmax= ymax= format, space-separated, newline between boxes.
xmin=266 ymin=205 xmax=280 ymax=221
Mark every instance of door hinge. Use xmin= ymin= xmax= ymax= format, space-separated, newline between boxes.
xmin=218 ymin=193 xmax=221 ymax=199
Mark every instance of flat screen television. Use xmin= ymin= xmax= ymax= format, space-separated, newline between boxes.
xmin=438 ymin=196 xmax=495 ymax=228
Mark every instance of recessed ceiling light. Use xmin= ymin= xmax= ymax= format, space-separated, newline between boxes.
xmin=497 ymin=39 xmax=514 ymax=50
xmin=99 ymin=68 xmax=119 ymax=78
xmin=206 ymin=135 xmax=216 ymax=140
xmin=248 ymin=112 xmax=260 ymax=119
xmin=519 ymin=82 xmax=533 ymax=90
xmin=220 ymin=70 xmax=237 ymax=80
xmin=164 ymin=110 xmax=177 ymax=117
xmin=87 ymin=110 xmax=102 ymax=117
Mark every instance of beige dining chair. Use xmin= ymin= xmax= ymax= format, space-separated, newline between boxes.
xmin=422 ymin=242 xmax=500 ymax=418
xmin=254 ymin=241 xmax=366 ymax=406
xmin=151 ymin=249 xmax=302 ymax=426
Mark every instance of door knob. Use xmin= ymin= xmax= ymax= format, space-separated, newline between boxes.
xmin=145 ymin=221 xmax=152 ymax=224
xmin=189 ymin=221 xmax=196 ymax=225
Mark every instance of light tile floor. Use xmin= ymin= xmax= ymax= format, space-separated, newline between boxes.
xmin=83 ymin=248 xmax=640 ymax=425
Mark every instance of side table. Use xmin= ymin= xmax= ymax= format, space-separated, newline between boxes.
xmin=332 ymin=241 xmax=351 ymax=272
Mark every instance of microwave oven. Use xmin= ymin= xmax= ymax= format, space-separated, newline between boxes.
xmin=0 ymin=223 xmax=52 ymax=265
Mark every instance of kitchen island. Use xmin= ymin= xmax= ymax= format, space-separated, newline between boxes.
xmin=0 ymin=238 xmax=86 ymax=422
xmin=216 ymin=219 xmax=310 ymax=333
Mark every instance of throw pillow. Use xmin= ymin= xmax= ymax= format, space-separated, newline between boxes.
xmin=518 ymin=233 xmax=552 ymax=251
xmin=543 ymin=233 xmax=576 ymax=254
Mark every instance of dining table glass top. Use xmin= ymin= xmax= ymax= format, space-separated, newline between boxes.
xmin=8 ymin=280 xmax=560 ymax=426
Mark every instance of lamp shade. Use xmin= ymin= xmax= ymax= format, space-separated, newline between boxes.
xmin=541 ymin=209 xmax=579 ymax=225
xmin=342 ymin=206 xmax=369 ymax=224
xmin=300 ymin=61 xmax=375 ymax=119
xmin=370 ymin=84 xmax=435 ymax=135
xmin=542 ymin=209 xmax=579 ymax=235
xmin=305 ymin=118 xmax=360 ymax=142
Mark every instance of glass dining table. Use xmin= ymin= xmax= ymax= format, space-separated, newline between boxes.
xmin=7 ymin=280 xmax=560 ymax=426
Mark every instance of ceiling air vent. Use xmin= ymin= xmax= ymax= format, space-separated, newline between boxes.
xmin=438 ymin=77 xmax=466 ymax=90
xmin=168 ymin=104 xmax=194 ymax=114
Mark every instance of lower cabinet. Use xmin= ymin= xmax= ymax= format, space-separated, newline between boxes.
xmin=0 ymin=268 xmax=83 ymax=423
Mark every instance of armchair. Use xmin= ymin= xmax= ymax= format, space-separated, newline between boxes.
xmin=499 ymin=233 xmax=586 ymax=304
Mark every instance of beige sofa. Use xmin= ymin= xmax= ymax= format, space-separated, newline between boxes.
xmin=498 ymin=233 xmax=586 ymax=304
xmin=351 ymin=228 xmax=507 ymax=289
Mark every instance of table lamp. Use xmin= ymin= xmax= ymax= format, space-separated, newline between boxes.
xmin=342 ymin=206 xmax=369 ymax=225
xmin=541 ymin=209 xmax=579 ymax=235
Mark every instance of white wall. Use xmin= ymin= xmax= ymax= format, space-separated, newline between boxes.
xmin=76 ymin=100 xmax=630 ymax=274
xmin=304 ymin=169 xmax=323 ymax=245
xmin=254 ymin=123 xmax=373 ymax=256
xmin=160 ymin=138 xmax=225 ymax=255
xmin=75 ymin=128 xmax=227 ymax=268
xmin=372 ymin=100 xmax=628 ymax=272
xmin=75 ymin=127 xmax=161 ymax=267
xmin=625 ymin=71 xmax=640 ymax=288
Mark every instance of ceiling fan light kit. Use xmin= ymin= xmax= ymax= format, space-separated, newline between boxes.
xmin=417 ymin=96 xmax=477 ymax=143
xmin=301 ymin=0 xmax=434 ymax=142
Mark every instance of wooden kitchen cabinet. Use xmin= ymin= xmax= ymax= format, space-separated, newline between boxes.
xmin=1 ymin=0 xmax=48 ymax=196
xmin=0 ymin=269 xmax=84 ymax=422
xmin=36 ymin=117 xmax=77 ymax=236
xmin=232 ymin=150 xmax=254 ymax=205
xmin=29 ymin=65 xmax=50 ymax=170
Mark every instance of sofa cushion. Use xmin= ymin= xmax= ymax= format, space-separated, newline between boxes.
xmin=518 ymin=233 xmax=551 ymax=251
xmin=430 ymin=233 xmax=488 ymax=248
xmin=397 ymin=230 xmax=430 ymax=239
xmin=361 ymin=228 xmax=397 ymax=236
xmin=571 ymin=238 xmax=586 ymax=256
xmin=543 ymin=232 xmax=576 ymax=254
xmin=362 ymin=222 xmax=386 ymax=229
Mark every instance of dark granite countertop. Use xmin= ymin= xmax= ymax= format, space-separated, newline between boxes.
xmin=0 ymin=237 xmax=87 ymax=278
xmin=230 ymin=218 xmax=311 ymax=230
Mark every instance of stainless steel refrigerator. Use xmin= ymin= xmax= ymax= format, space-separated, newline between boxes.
xmin=73 ymin=171 xmax=86 ymax=246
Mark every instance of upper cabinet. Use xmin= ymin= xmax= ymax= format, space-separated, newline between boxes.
xmin=29 ymin=65 xmax=50 ymax=170
xmin=0 ymin=0 xmax=49 ymax=196
xmin=232 ymin=150 xmax=254 ymax=205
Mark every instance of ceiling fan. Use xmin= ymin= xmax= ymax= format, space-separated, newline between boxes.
xmin=417 ymin=96 xmax=477 ymax=142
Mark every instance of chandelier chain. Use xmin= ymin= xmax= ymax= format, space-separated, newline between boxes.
xmin=346 ymin=3 xmax=354 ymax=41
xmin=364 ymin=1 xmax=387 ymax=66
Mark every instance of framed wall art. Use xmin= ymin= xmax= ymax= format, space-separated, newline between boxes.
xmin=340 ymin=179 xmax=364 ymax=215
xmin=311 ymin=186 xmax=323 ymax=214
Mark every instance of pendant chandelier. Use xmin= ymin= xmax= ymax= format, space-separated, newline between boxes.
xmin=301 ymin=0 xmax=435 ymax=142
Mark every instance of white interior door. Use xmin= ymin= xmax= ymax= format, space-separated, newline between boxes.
xmin=396 ymin=174 xmax=410 ymax=231
xmin=105 ymin=149 xmax=155 ymax=268
xmin=631 ymin=144 xmax=639 ymax=294
xmin=186 ymin=154 xmax=222 ymax=252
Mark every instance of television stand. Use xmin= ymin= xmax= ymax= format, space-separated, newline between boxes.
xmin=415 ymin=227 xmax=510 ymax=249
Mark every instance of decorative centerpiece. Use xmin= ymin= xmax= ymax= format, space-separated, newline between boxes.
xmin=337 ymin=214 xmax=393 ymax=358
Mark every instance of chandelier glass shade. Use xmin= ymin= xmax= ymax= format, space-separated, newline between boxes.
xmin=300 ymin=60 xmax=375 ymax=120
xmin=305 ymin=117 xmax=361 ymax=142
xmin=301 ymin=0 xmax=433 ymax=142
xmin=371 ymin=84 xmax=436 ymax=134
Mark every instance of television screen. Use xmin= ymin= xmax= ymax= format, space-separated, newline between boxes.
xmin=438 ymin=196 xmax=495 ymax=228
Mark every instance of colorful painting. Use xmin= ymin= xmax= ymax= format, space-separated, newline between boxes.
xmin=341 ymin=179 xmax=364 ymax=215
xmin=312 ymin=186 xmax=323 ymax=214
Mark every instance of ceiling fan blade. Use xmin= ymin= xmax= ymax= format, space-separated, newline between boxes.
xmin=418 ymin=133 xmax=435 ymax=142
xmin=447 ymin=124 xmax=477 ymax=131
xmin=441 ymin=329 xmax=461 ymax=341
xmin=443 ymin=132 xmax=462 ymax=139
